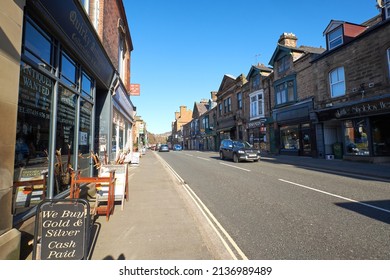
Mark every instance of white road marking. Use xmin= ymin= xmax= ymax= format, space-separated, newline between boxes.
xmin=185 ymin=153 xmax=194 ymax=157
xmin=156 ymin=152 xmax=248 ymax=260
xmin=197 ymin=156 xmax=210 ymax=161
xmin=279 ymin=179 xmax=390 ymax=214
xmin=220 ymin=162 xmax=251 ymax=172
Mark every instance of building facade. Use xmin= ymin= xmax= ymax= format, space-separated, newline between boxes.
xmin=0 ymin=0 xmax=135 ymax=259
xmin=244 ymin=64 xmax=272 ymax=151
xmin=312 ymin=12 xmax=390 ymax=162
xmin=268 ymin=33 xmax=325 ymax=157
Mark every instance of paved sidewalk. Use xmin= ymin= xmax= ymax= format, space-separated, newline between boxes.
xmin=89 ymin=151 xmax=228 ymax=260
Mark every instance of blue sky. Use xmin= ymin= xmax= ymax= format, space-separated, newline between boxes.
xmin=125 ymin=0 xmax=380 ymax=134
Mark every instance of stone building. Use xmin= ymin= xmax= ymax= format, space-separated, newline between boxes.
xmin=171 ymin=106 xmax=192 ymax=146
xmin=244 ymin=64 xmax=272 ymax=151
xmin=312 ymin=9 xmax=390 ymax=162
xmin=0 ymin=0 xmax=135 ymax=259
xmin=267 ymin=33 xmax=325 ymax=156
xmin=215 ymin=74 xmax=247 ymax=145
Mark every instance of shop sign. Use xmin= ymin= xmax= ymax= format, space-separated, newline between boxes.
xmin=335 ymin=98 xmax=390 ymax=119
xmin=33 ymin=199 xmax=90 ymax=260
xmin=247 ymin=118 xmax=267 ymax=129
xmin=33 ymin=0 xmax=114 ymax=88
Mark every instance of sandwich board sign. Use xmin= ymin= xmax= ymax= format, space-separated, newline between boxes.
xmin=33 ymin=199 xmax=90 ymax=260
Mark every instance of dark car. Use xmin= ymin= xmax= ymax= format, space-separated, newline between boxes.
xmin=219 ymin=139 xmax=260 ymax=162
xmin=159 ymin=144 xmax=169 ymax=152
xmin=173 ymin=144 xmax=182 ymax=151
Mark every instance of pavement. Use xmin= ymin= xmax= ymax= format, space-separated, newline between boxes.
xmin=88 ymin=150 xmax=390 ymax=260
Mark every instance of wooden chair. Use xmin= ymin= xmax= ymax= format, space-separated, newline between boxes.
xmin=70 ymin=170 xmax=116 ymax=221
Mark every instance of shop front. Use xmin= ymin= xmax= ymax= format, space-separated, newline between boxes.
xmin=247 ymin=119 xmax=268 ymax=151
xmin=13 ymin=0 xmax=116 ymax=223
xmin=109 ymin=82 xmax=135 ymax=163
xmin=273 ymin=99 xmax=316 ymax=157
xmin=316 ymin=94 xmax=390 ymax=162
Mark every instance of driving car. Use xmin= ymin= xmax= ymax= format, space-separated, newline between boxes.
xmin=219 ymin=139 xmax=261 ymax=162
xmin=173 ymin=144 xmax=182 ymax=151
xmin=159 ymin=144 xmax=169 ymax=152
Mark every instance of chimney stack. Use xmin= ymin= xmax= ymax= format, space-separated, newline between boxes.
xmin=278 ymin=32 xmax=298 ymax=48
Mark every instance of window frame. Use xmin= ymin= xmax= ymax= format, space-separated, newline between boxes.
xmin=274 ymin=79 xmax=296 ymax=106
xmin=277 ymin=56 xmax=290 ymax=73
xmin=387 ymin=48 xmax=390 ymax=78
xmin=237 ymin=92 xmax=242 ymax=110
xmin=327 ymin=26 xmax=343 ymax=50
xmin=385 ymin=0 xmax=390 ymax=19
xmin=249 ymin=91 xmax=264 ymax=120
xmin=329 ymin=66 xmax=346 ymax=98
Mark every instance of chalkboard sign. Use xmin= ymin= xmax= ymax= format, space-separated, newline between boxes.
xmin=33 ymin=199 xmax=90 ymax=260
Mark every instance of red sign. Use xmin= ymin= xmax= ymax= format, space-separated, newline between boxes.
xmin=130 ymin=84 xmax=140 ymax=96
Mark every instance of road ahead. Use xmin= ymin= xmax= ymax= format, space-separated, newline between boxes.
xmin=157 ymin=150 xmax=390 ymax=260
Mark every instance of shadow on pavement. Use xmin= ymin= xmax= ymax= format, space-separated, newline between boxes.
xmin=335 ymin=200 xmax=390 ymax=224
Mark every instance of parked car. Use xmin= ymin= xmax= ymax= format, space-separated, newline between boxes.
xmin=159 ymin=144 xmax=169 ymax=152
xmin=173 ymin=144 xmax=182 ymax=151
xmin=219 ymin=139 xmax=260 ymax=162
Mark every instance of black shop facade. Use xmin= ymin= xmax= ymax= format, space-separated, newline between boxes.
xmin=14 ymin=0 xmax=116 ymax=222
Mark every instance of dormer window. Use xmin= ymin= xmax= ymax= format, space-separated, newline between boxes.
xmin=277 ymin=56 xmax=290 ymax=73
xmin=327 ymin=26 xmax=343 ymax=50
xmin=385 ymin=0 xmax=390 ymax=19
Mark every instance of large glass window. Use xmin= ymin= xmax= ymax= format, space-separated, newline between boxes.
xmin=61 ymin=52 xmax=78 ymax=89
xmin=275 ymin=80 xmax=295 ymax=105
xmin=23 ymin=19 xmax=53 ymax=71
xmin=327 ymin=26 xmax=343 ymax=50
xmin=55 ymin=86 xmax=76 ymax=193
xmin=372 ymin=115 xmax=390 ymax=156
xmin=14 ymin=63 xmax=53 ymax=213
xmin=81 ymin=71 xmax=93 ymax=99
xmin=280 ymin=125 xmax=299 ymax=150
xmin=78 ymin=100 xmax=93 ymax=175
xmin=329 ymin=67 xmax=345 ymax=98
xmin=344 ymin=119 xmax=369 ymax=156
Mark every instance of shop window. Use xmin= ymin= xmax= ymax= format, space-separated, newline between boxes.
xmin=280 ymin=125 xmax=299 ymax=150
xmin=372 ymin=116 xmax=390 ymax=156
xmin=78 ymin=100 xmax=93 ymax=175
xmin=344 ymin=119 xmax=369 ymax=156
xmin=329 ymin=67 xmax=345 ymax=98
xmin=54 ymin=86 xmax=76 ymax=194
xmin=14 ymin=63 xmax=53 ymax=213
xmin=81 ymin=71 xmax=93 ymax=99
xmin=23 ymin=19 xmax=53 ymax=71
xmin=60 ymin=52 xmax=78 ymax=89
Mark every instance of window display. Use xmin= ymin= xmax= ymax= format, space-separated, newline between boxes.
xmin=344 ymin=119 xmax=369 ymax=156
xmin=280 ymin=125 xmax=299 ymax=150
